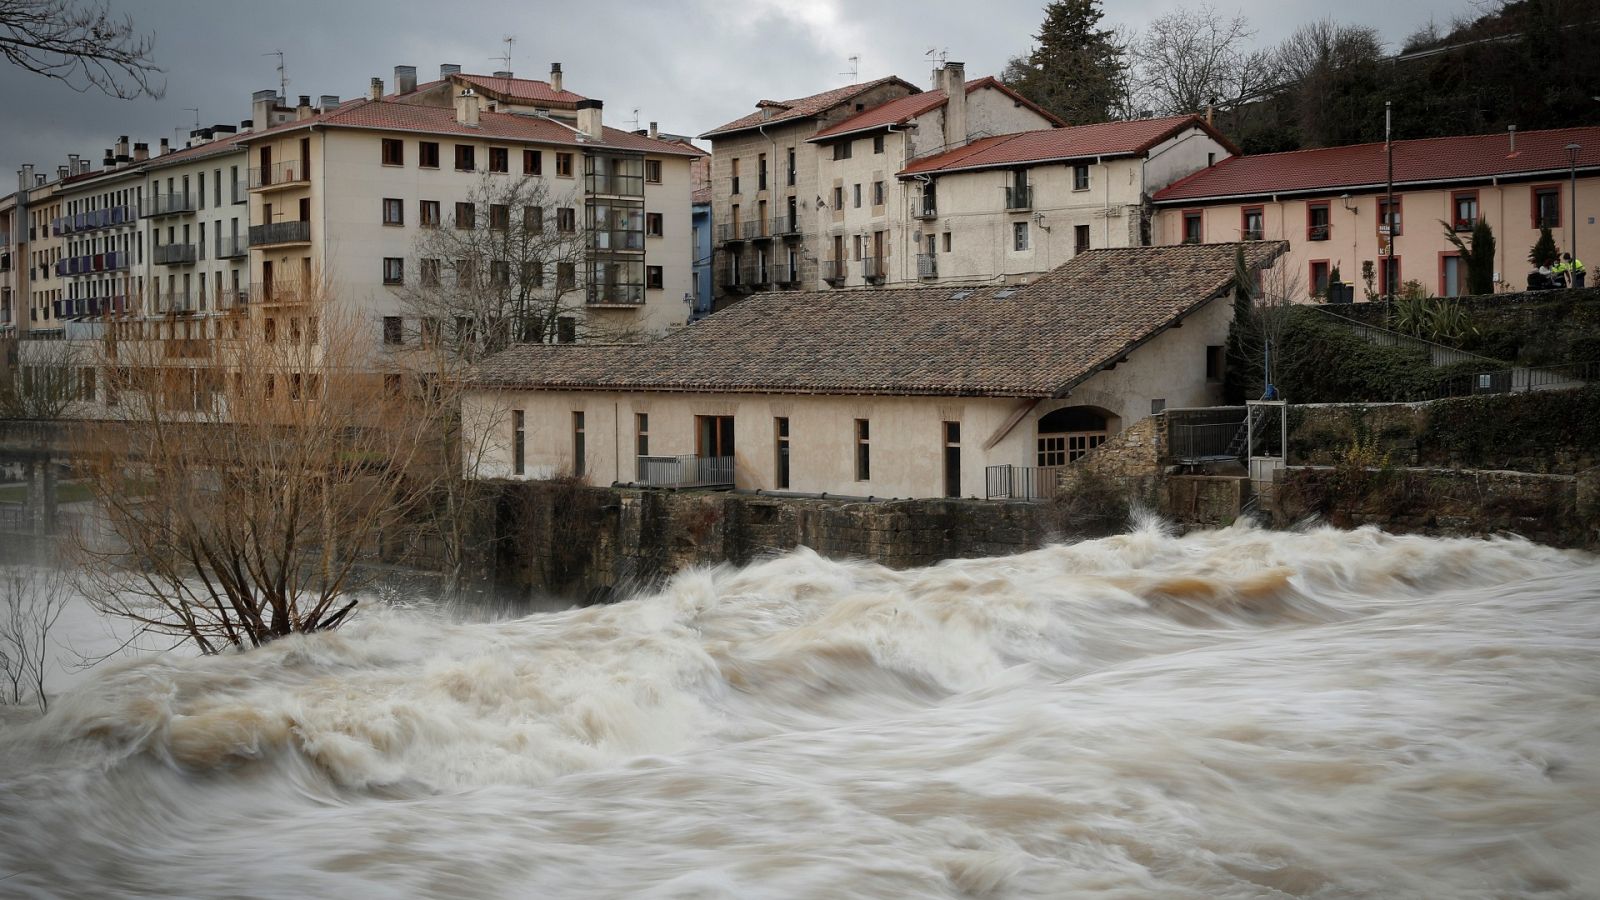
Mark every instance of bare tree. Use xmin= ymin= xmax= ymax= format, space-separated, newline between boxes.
xmin=0 ymin=564 xmax=70 ymax=713
xmin=74 ymin=288 xmax=449 ymax=653
xmin=0 ymin=0 xmax=163 ymax=98
xmin=1273 ymin=19 xmax=1387 ymax=148
xmin=0 ymin=336 xmax=90 ymax=420
xmin=1130 ymin=4 xmax=1267 ymax=116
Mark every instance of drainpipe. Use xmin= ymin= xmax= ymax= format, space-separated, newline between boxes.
xmin=886 ymin=122 xmax=910 ymax=281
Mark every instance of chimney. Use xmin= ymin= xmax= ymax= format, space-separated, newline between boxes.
xmin=35 ymin=174 xmax=45 ymax=186
xmin=133 ymin=143 xmax=149 ymax=161
xmin=648 ymin=120 xmax=658 ymax=140
xmin=319 ymin=95 xmax=340 ymax=110
xmin=295 ymin=94 xmax=313 ymax=120
xmin=550 ymin=62 xmax=562 ymax=92
xmin=115 ymin=135 xmax=129 ymax=158
xmin=212 ymin=124 xmax=237 ymax=135
xmin=394 ymin=65 xmax=417 ymax=95
xmin=440 ymin=63 xmax=461 ymax=78
xmin=19 ymin=164 xmax=34 ymax=192
xmin=160 ymin=137 xmax=170 ymax=155
xmin=69 ymin=153 xmax=80 ymax=171
xmin=1508 ymin=124 xmax=1517 ymax=154
xmin=939 ymin=61 xmax=968 ymax=148
xmin=576 ymin=99 xmax=603 ymax=140
xmin=57 ymin=166 xmax=68 ymax=181
xmin=240 ymin=119 xmax=253 ymax=132
xmin=493 ymin=70 xmax=513 ymax=79
xmin=251 ymin=89 xmax=278 ymax=130
xmin=368 ymin=77 xmax=384 ymax=101
xmin=1205 ymin=104 xmax=1214 ymax=125
xmin=455 ymin=88 xmax=481 ymax=127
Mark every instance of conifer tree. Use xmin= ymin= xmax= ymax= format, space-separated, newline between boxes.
xmin=1529 ymin=225 xmax=1558 ymax=268
xmin=1002 ymin=0 xmax=1127 ymax=124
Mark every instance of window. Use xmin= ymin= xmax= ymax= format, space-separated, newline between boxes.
xmin=645 ymin=159 xmax=662 ymax=183
xmin=943 ymin=421 xmax=961 ymax=498
xmin=1074 ymin=224 xmax=1090 ymax=255
xmin=873 ymin=135 xmax=885 ymax=154
xmin=758 ymin=154 xmax=768 ymax=191
xmin=646 ymin=212 xmax=663 ymax=236
xmin=525 ymin=205 xmax=543 ymax=232
xmin=1307 ymin=202 xmax=1331 ymax=241
xmin=383 ymin=315 xmax=403 ymax=344
xmin=488 ymin=147 xmax=509 ymax=173
xmin=774 ymin=417 xmax=790 ymax=490
xmin=647 ymin=265 xmax=664 ymax=289
xmin=853 ymin=184 xmax=861 ymax=209
xmin=455 ymin=202 xmax=475 ymax=229
xmin=556 ymin=152 xmax=573 ymax=177
xmin=854 ymin=419 xmax=870 ymax=481
xmin=1013 ymin=221 xmax=1029 ymax=251
xmin=786 ymin=148 xmax=796 ymax=186
xmin=557 ymin=316 xmax=576 ymax=343
xmin=556 ymin=207 xmax=575 ymax=233
xmin=832 ymin=141 xmax=852 ymax=161
xmin=572 ymin=411 xmax=586 ymax=477
xmin=523 ymin=260 xmax=543 ymax=286
xmin=381 ymin=138 xmax=403 ymax=166
xmin=420 ymin=258 xmax=440 ymax=285
xmin=1206 ymin=345 xmax=1225 ymax=382
xmin=419 ymin=141 xmax=439 ymax=168
xmin=382 ymin=198 xmax=403 ymax=226
xmin=1452 ymin=191 xmax=1479 ymax=231
xmin=1533 ymin=185 xmax=1561 ymax=228
xmin=513 ymin=410 xmax=526 ymax=475
xmin=730 ymin=159 xmax=740 ymax=195
xmin=420 ymin=200 xmax=440 ymax=227
xmin=383 ymin=257 xmax=404 ymax=285
xmin=454 ymin=144 xmax=475 ymax=171
xmin=524 ymin=149 xmax=542 ymax=175
xmin=872 ymin=181 xmax=884 ymax=205
xmin=1072 ymin=164 xmax=1090 ymax=191
xmin=1379 ymin=256 xmax=1401 ymax=297
xmin=490 ymin=203 xmax=510 ymax=230
xmin=635 ymin=413 xmax=649 ymax=457
xmin=832 ymin=186 xmax=844 ymax=209
xmin=943 ymin=231 xmax=953 ymax=253
xmin=1182 ymin=210 xmax=1203 ymax=244
xmin=1151 ymin=399 xmax=1166 ymax=415
xmin=557 ymin=262 xmax=575 ymax=290
xmin=456 ymin=259 xmax=476 ymax=288
xmin=1377 ymin=197 xmax=1402 ymax=236
xmin=1241 ymin=206 xmax=1264 ymax=240
xmin=1309 ymin=260 xmax=1331 ymax=298
xmin=696 ymin=415 xmax=734 ymax=459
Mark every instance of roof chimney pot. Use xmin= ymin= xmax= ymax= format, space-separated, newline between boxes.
xmin=369 ymin=77 xmax=384 ymax=101
xmin=160 ymin=137 xmax=170 ymax=155
xmin=440 ymin=63 xmax=461 ymax=78
xmin=455 ymin=88 xmax=481 ymax=127
xmin=576 ymin=98 xmax=603 ymax=140
xmin=394 ymin=65 xmax=417 ymax=95
xmin=1508 ymin=124 xmax=1517 ymax=153
xmin=493 ymin=70 xmax=512 ymax=79
xmin=940 ymin=61 xmax=968 ymax=148
xmin=550 ymin=62 xmax=563 ymax=93
xmin=132 ymin=143 xmax=149 ymax=161
xmin=649 ymin=121 xmax=658 ymax=139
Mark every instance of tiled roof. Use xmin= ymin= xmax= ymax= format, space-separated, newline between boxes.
xmin=238 ymin=99 xmax=703 ymax=156
xmin=809 ymin=77 xmax=1065 ymax=142
xmin=455 ymin=73 xmax=589 ymax=106
xmin=900 ymin=115 xmax=1236 ymax=176
xmin=472 ymin=242 xmax=1286 ymax=398
xmin=699 ymin=76 xmax=919 ymax=139
xmin=1155 ymin=126 xmax=1600 ymax=203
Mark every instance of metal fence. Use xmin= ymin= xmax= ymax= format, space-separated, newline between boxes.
xmin=1310 ymin=306 xmax=1502 ymax=368
xmin=984 ymin=464 xmax=1062 ymax=501
xmin=1166 ymin=407 xmax=1247 ymax=462
xmin=635 ymin=455 xmax=735 ymax=489
xmin=1434 ymin=360 xmax=1597 ymax=399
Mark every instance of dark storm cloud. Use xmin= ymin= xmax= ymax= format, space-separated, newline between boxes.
xmin=0 ymin=0 xmax=1471 ymax=177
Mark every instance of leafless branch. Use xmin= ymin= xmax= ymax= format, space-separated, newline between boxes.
xmin=0 ymin=0 xmax=164 ymax=99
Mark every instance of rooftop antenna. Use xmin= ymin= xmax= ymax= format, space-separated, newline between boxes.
xmin=627 ymin=107 xmax=640 ymax=131
xmin=840 ymin=55 xmax=859 ymax=83
xmin=493 ymin=34 xmax=516 ymax=72
xmin=924 ymin=47 xmax=948 ymax=87
xmin=183 ymin=107 xmax=200 ymax=131
xmin=263 ymin=50 xmax=287 ymax=99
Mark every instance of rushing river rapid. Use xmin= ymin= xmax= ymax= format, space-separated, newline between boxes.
xmin=2 ymin=523 xmax=1598 ymax=899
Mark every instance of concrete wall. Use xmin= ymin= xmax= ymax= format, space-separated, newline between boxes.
xmin=1157 ymin=175 xmax=1600 ymax=300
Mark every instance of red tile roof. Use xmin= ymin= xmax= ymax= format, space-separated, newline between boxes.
xmin=809 ymin=77 xmax=1064 ymax=142
xmin=238 ymin=99 xmax=702 ymax=156
xmin=699 ymin=76 xmax=919 ymax=139
xmin=455 ymin=73 xmax=589 ymax=106
xmin=900 ymin=115 xmax=1236 ymax=176
xmin=1155 ymin=126 xmax=1600 ymax=203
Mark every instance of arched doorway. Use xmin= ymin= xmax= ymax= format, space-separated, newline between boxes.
xmin=1036 ymin=406 xmax=1111 ymax=466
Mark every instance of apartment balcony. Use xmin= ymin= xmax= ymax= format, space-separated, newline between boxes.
xmin=217 ymin=235 xmax=248 ymax=260
xmin=746 ymin=219 xmax=772 ymax=241
xmin=155 ymin=291 xmax=201 ymax=314
xmin=584 ymin=173 xmax=644 ymax=198
xmin=59 ymin=205 xmax=139 ymax=234
xmin=249 ymin=280 xmax=313 ymax=305
xmin=862 ymin=255 xmax=885 ymax=283
xmin=917 ymin=253 xmax=938 ymax=279
xmin=144 ymin=193 xmax=197 ymax=218
xmin=55 ymin=251 xmax=131 ymax=277
xmin=52 ymin=295 xmax=127 ymax=319
xmin=747 ymin=261 xmax=771 ymax=287
xmin=248 ymin=220 xmax=311 ymax=248
xmin=719 ymin=260 xmax=749 ymax=292
xmin=772 ymin=264 xmax=802 ymax=286
xmin=590 ymin=229 xmax=645 ymax=252
xmin=586 ymin=282 xmax=645 ymax=307
xmin=249 ymin=160 xmax=309 ymax=192
xmin=153 ymin=243 xmax=198 ymax=266
xmin=219 ymin=287 xmax=250 ymax=309
xmin=914 ymin=200 xmax=938 ymax=220
xmin=822 ymin=258 xmax=847 ymax=284
xmin=717 ymin=223 xmax=746 ymax=244
xmin=770 ymin=215 xmax=802 ymax=238
xmin=635 ymin=455 xmax=734 ymax=489
xmin=1005 ymin=185 xmax=1032 ymax=211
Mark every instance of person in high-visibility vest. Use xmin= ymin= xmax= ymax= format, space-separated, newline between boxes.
xmin=1551 ymin=257 xmax=1571 ymax=287
xmin=1562 ymin=253 xmax=1586 ymax=289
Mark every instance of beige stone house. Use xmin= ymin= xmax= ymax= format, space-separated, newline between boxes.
xmin=699 ymin=63 xmax=1060 ymax=304
xmin=465 ymin=242 xmax=1284 ymax=500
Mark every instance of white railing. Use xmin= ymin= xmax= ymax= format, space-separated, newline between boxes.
xmin=635 ymin=455 xmax=734 ymax=489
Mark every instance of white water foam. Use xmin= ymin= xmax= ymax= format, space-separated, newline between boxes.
xmin=0 ymin=522 xmax=1597 ymax=898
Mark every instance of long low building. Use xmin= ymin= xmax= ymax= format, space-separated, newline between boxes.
xmin=466 ymin=242 xmax=1284 ymax=499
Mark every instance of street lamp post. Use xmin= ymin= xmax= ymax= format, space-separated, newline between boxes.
xmin=1566 ymin=143 xmax=1581 ymax=267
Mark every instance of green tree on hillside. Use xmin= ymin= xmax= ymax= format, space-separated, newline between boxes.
xmin=1002 ymin=0 xmax=1128 ymax=124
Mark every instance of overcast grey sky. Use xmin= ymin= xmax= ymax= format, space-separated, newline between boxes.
xmin=2 ymin=0 xmax=1474 ymax=178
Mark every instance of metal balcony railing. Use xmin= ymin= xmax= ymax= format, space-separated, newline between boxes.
xmin=914 ymin=199 xmax=937 ymax=219
xmin=56 ymin=252 xmax=130 ymax=276
xmin=1242 ymin=228 xmax=1264 ymax=241
xmin=635 ymin=455 xmax=734 ymax=489
xmin=156 ymin=291 xmax=197 ymax=314
xmin=153 ymin=243 xmax=198 ymax=265
xmin=718 ymin=222 xmax=746 ymax=244
xmin=217 ymin=235 xmax=247 ymax=259
xmin=772 ymin=265 xmax=801 ymax=285
xmin=248 ymin=220 xmax=311 ymax=246
xmin=748 ymin=262 xmax=771 ymax=286
xmin=822 ymin=258 xmax=847 ymax=283
xmin=587 ymin=283 xmax=645 ymax=306
xmin=743 ymin=220 xmax=765 ymax=240
xmin=585 ymin=173 xmax=644 ymax=197
xmin=591 ymin=230 xmax=645 ymax=252
xmin=1005 ymin=185 xmax=1031 ymax=211
xmin=861 ymin=256 xmax=885 ymax=282
xmin=249 ymin=281 xmax=311 ymax=304
xmin=219 ymin=287 xmax=250 ymax=308
xmin=1307 ymin=224 xmax=1330 ymax=241
xmin=984 ymin=464 xmax=1062 ymax=501
xmin=917 ymin=253 xmax=937 ymax=278
xmin=771 ymin=215 xmax=801 ymax=237
xmin=249 ymin=160 xmax=308 ymax=190
xmin=144 ymin=193 xmax=196 ymax=217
